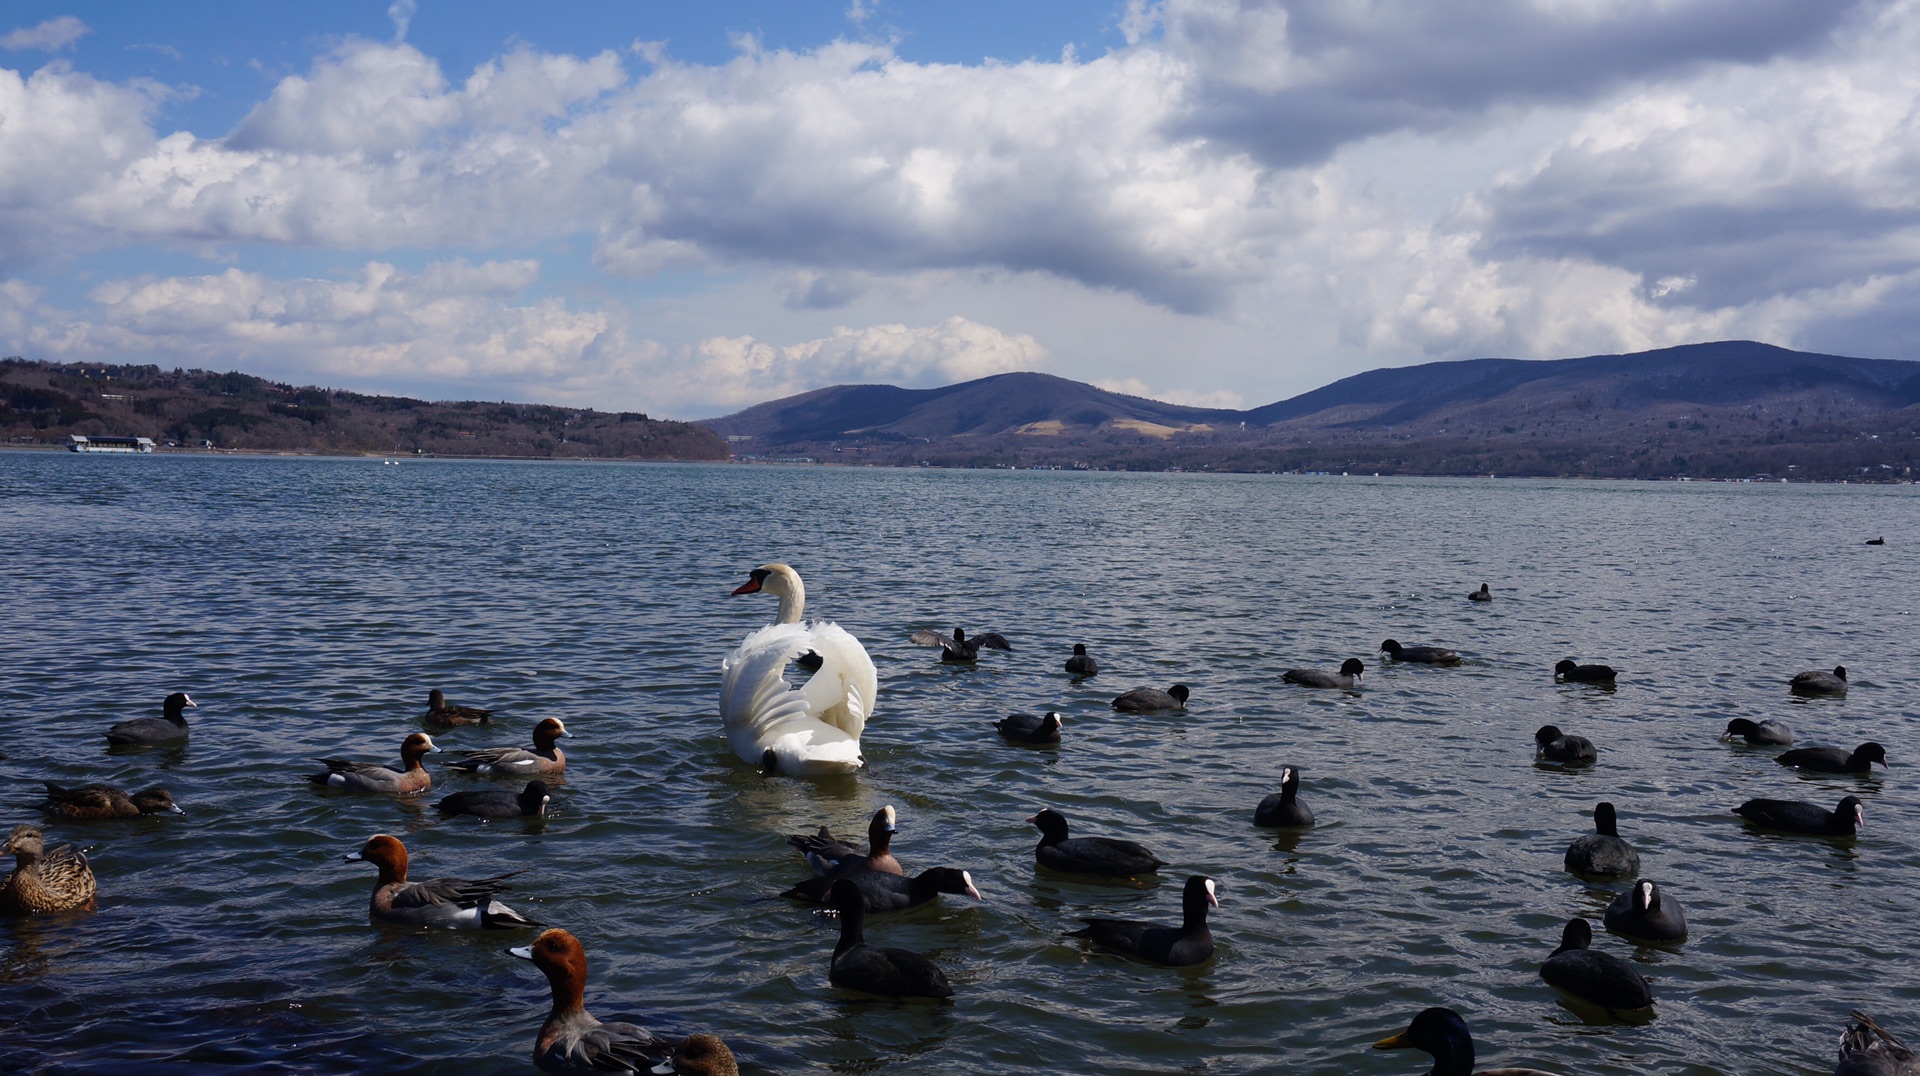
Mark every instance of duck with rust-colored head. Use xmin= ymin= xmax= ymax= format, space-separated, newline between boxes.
xmin=342 ymin=833 xmax=539 ymax=929
xmin=448 ymin=718 xmax=570 ymax=777
xmin=308 ymin=733 xmax=439 ymax=795
xmin=511 ymin=928 xmax=675 ymax=1072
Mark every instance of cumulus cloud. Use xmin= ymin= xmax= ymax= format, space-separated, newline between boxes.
xmin=1094 ymin=377 xmax=1244 ymax=410
xmin=1 ymin=16 xmax=89 ymax=52
xmin=3 ymin=0 xmax=1920 ymax=412
xmin=4 ymin=260 xmax=1046 ymax=416
xmin=671 ymin=316 xmax=1048 ymax=412
xmin=1154 ymin=0 xmax=1864 ymax=167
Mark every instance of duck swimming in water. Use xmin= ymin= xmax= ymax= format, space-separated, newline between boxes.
xmin=1284 ymin=658 xmax=1364 ymax=689
xmin=1373 ymin=1007 xmax=1566 ymax=1075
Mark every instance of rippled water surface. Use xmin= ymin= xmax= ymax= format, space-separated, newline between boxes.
xmin=3 ymin=453 xmax=1918 ymax=1074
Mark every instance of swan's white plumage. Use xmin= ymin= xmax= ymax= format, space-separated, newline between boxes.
xmin=720 ymin=565 xmax=878 ymax=776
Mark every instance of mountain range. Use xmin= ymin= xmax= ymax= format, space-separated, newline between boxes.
xmin=705 ymin=341 xmax=1920 ymax=480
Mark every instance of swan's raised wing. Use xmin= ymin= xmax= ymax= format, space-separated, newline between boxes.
xmin=803 ymin=621 xmax=877 ymax=741
xmin=720 ymin=621 xmax=872 ymax=775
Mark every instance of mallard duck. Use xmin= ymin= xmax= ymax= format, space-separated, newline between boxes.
xmin=1836 ymin=1010 xmax=1918 ymax=1075
xmin=1 ymin=824 xmax=97 ymax=915
xmin=40 ymin=781 xmax=183 ymax=820
xmin=1374 ymin=1007 xmax=1565 ymax=1075
xmin=424 ymin=688 xmax=492 ymax=727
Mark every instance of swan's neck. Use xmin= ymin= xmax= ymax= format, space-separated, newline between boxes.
xmin=771 ymin=569 xmax=806 ymax=624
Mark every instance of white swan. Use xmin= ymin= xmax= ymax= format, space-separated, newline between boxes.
xmin=719 ymin=563 xmax=878 ymax=776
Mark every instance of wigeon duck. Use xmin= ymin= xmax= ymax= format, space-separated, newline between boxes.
xmin=1734 ymin=794 xmax=1863 ymax=836
xmin=1064 ymin=643 xmax=1098 ymax=677
xmin=342 ymin=833 xmax=540 ymax=929
xmin=659 ymin=1034 xmax=739 ymax=1076
xmin=1380 ymin=639 xmax=1462 ymax=665
xmin=1111 ymin=684 xmax=1190 ymax=712
xmin=308 ymin=733 xmax=439 ymax=795
xmin=909 ymin=626 xmax=1012 ymax=664
xmin=1468 ymin=583 xmax=1493 ymax=601
xmin=1604 ymin=880 xmax=1688 ymax=944
xmin=1790 ymin=665 xmax=1849 ymax=696
xmin=1776 ymin=741 xmax=1886 ymax=774
xmin=1067 ymin=874 xmax=1217 ymax=967
xmin=1554 ymin=659 xmax=1616 ymax=684
xmin=788 ymin=805 xmax=901 ymax=877
xmin=447 ymin=718 xmax=569 ymax=777
xmin=103 ymin=692 xmax=195 ymax=746
xmin=39 ymin=781 xmax=183 ymax=820
xmin=827 ymin=877 xmax=954 ymax=1000
xmin=1563 ymin=802 xmax=1639 ymax=880
xmin=1373 ymin=1006 xmax=1566 ymax=1075
xmin=2 ymin=823 xmax=97 ymax=915
xmin=1539 ymin=917 xmax=1651 ymax=1011
xmin=1028 ymin=808 xmax=1165 ymax=877
xmin=1534 ymin=725 xmax=1597 ymax=766
xmin=437 ymin=779 xmax=550 ymax=820
xmin=1722 ymin=717 xmax=1794 ymax=745
xmin=510 ymin=927 xmax=673 ymax=1072
xmin=1253 ymin=766 xmax=1314 ymax=829
xmin=782 ymin=863 xmax=980 ymax=910
xmin=1836 ymin=1011 xmax=1918 ymax=1076
xmin=995 ymin=711 xmax=1064 ymax=744
xmin=425 ymin=688 xmax=493 ymax=728
xmin=1284 ymin=659 xmax=1364 ymax=689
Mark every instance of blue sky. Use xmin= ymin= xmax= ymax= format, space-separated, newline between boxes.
xmin=3 ymin=1 xmax=1916 ymax=418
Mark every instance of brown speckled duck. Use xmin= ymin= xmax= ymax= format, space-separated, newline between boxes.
xmin=425 ymin=689 xmax=493 ymax=728
xmin=40 ymin=781 xmax=184 ymax=820
xmin=2 ymin=824 xmax=98 ymax=915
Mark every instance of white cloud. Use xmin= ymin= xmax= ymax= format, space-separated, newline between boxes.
xmin=2 ymin=1 xmax=1919 ymax=416
xmin=672 ymin=315 xmax=1047 ymax=412
xmin=1 ymin=16 xmax=89 ymax=52
xmin=1094 ymin=377 xmax=1245 ymax=410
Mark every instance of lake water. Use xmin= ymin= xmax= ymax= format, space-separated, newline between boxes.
xmin=2 ymin=453 xmax=1916 ymax=1074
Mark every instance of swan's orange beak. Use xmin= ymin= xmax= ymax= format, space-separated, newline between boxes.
xmin=731 ymin=579 xmax=762 ymax=596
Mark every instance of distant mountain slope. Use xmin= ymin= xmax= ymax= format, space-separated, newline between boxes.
xmin=705 ymin=371 xmax=1235 ymax=443
xmin=704 ymin=341 xmax=1920 ymax=480
xmin=0 ymin=359 xmax=728 ymax=460
xmin=1242 ymin=341 xmax=1920 ymax=427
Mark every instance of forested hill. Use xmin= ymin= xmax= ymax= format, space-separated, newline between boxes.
xmin=0 ymin=359 xmax=728 ymax=461
xmin=704 ymin=342 xmax=1920 ymax=480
